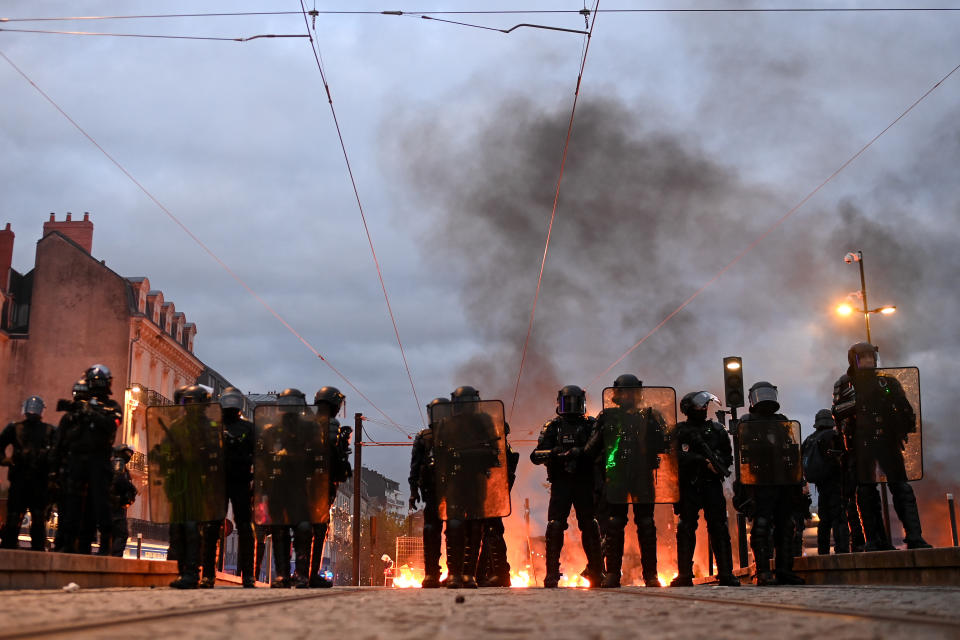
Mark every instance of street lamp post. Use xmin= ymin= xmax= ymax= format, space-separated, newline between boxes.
xmin=843 ymin=250 xmax=894 ymax=544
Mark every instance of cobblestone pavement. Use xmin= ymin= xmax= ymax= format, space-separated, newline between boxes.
xmin=1 ymin=585 xmax=959 ymax=640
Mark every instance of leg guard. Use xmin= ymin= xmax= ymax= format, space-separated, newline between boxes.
xmin=750 ymin=515 xmax=774 ymax=585
xmin=271 ymin=526 xmax=292 ymax=587
xmin=544 ymin=519 xmax=566 ymax=588
xmin=445 ymin=519 xmax=465 ymax=588
xmin=634 ymin=503 xmax=659 ymax=585
xmin=422 ymin=512 xmax=442 ymax=581
xmin=674 ymin=504 xmax=698 ymax=582
xmin=461 ymin=520 xmax=483 ymax=588
xmin=292 ymin=522 xmax=313 ymax=588
xmin=600 ymin=511 xmax=627 ymax=588
xmin=200 ymin=520 xmax=223 ymax=587
xmin=889 ymin=482 xmax=931 ymax=548
xmin=858 ymin=484 xmax=893 ymax=551
xmin=237 ymin=520 xmax=256 ymax=585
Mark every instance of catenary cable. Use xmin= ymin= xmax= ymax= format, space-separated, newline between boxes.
xmin=587 ymin=59 xmax=960 ymax=389
xmin=509 ymin=1 xmax=599 ymax=423
xmin=297 ymin=1 xmax=426 ymax=430
xmin=4 ymin=8 xmax=960 ymax=23
xmin=0 ymin=27 xmax=307 ymax=41
xmin=0 ymin=49 xmax=411 ymax=438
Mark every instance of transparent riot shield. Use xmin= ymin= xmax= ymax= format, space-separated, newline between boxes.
xmin=853 ymin=367 xmax=922 ymax=483
xmin=434 ymin=399 xmax=511 ymax=520
xmin=145 ymin=404 xmax=226 ymax=524
xmin=600 ymin=386 xmax=679 ymax=504
xmin=253 ymin=405 xmax=331 ymax=526
xmin=736 ymin=420 xmax=803 ymax=486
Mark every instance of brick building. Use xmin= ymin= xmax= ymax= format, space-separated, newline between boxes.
xmin=0 ymin=213 xmax=235 ymax=533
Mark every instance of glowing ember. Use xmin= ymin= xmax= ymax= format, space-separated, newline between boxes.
xmin=558 ymin=574 xmax=590 ymax=588
xmin=510 ymin=570 xmax=533 ymax=588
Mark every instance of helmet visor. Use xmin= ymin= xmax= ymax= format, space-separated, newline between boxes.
xmin=748 ymin=386 xmax=779 ymax=411
xmin=23 ymin=396 xmax=45 ymax=416
xmin=558 ymin=394 xmax=585 ymax=415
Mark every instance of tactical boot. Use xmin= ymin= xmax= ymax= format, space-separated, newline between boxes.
xmin=445 ymin=521 xmax=465 ymax=589
xmin=242 ymin=576 xmax=257 ymax=588
xmin=858 ymin=485 xmax=893 ymax=551
xmin=461 ymin=521 xmax=483 ymax=590
xmin=713 ymin=539 xmax=741 ymax=587
xmin=309 ymin=575 xmax=333 ymax=588
xmin=543 ymin=573 xmax=561 ymax=588
xmin=580 ymin=520 xmax=604 ymax=588
xmin=643 ymin=575 xmax=662 ymax=588
xmin=775 ymin=570 xmax=805 ymax=585
xmin=752 ymin=535 xmax=775 ymax=586
xmin=170 ymin=575 xmax=199 ymax=589
xmin=669 ymin=575 xmax=694 ymax=587
xmin=461 ymin=575 xmax=478 ymax=589
xmin=198 ymin=576 xmax=216 ymax=589
xmin=599 ymin=573 xmax=621 ymax=588
xmin=421 ymin=574 xmax=441 ymax=589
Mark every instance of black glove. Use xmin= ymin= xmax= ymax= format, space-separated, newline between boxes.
xmin=408 ymin=488 xmax=420 ymax=510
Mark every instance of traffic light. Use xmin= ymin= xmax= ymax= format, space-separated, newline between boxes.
xmin=723 ymin=356 xmax=744 ymax=408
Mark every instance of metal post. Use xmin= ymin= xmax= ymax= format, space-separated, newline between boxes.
xmin=707 ymin=543 xmax=714 ymax=576
xmin=948 ymin=493 xmax=958 ymax=547
xmin=352 ymin=413 xmax=363 ymax=586
xmin=136 ymin=533 xmax=142 ymax=560
xmin=857 ymin=250 xmax=872 ymax=344
xmin=726 ymin=406 xmax=750 ymax=569
xmin=369 ymin=515 xmax=377 ymax=586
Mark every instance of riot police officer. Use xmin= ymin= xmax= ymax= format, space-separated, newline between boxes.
xmin=0 ymin=396 xmax=56 ymax=550
xmin=108 ymin=444 xmax=138 ymax=556
xmin=307 ymin=386 xmax=346 ymax=588
xmin=737 ymin=381 xmax=804 ymax=585
xmin=51 ymin=365 xmax=121 ymax=555
xmin=833 ymin=342 xmax=930 ymax=550
xmin=409 ymin=397 xmax=448 ymax=588
xmin=160 ymin=384 xmax=223 ymax=588
xmin=530 ymin=385 xmax=603 ymax=588
xmin=440 ymin=386 xmax=505 ymax=589
xmin=477 ymin=419 xmax=519 ymax=588
xmin=206 ymin=387 xmax=255 ymax=587
xmin=587 ymin=374 xmax=668 ymax=588
xmin=801 ymin=409 xmax=849 ymax=554
xmin=671 ymin=391 xmax=739 ymax=587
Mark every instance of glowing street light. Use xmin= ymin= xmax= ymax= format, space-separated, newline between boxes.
xmin=840 ymin=250 xmax=897 ymax=344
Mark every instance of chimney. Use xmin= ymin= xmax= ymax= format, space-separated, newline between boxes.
xmin=43 ymin=212 xmax=94 ymax=254
xmin=0 ymin=223 xmax=13 ymax=293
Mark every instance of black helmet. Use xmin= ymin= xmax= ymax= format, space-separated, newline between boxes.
xmin=179 ymin=384 xmax=211 ymax=405
xmin=848 ymin=342 xmax=878 ymax=369
xmin=22 ymin=395 xmax=45 ymax=417
xmin=747 ymin=381 xmax=780 ymax=414
xmin=556 ymin=385 xmax=586 ymax=416
xmin=426 ymin=397 xmax=450 ymax=425
xmin=277 ymin=388 xmax=307 ymax=406
xmin=112 ymin=443 xmax=135 ymax=462
xmin=219 ymin=386 xmax=244 ymax=410
xmin=85 ymin=364 xmax=112 ymax=397
xmin=314 ymin=386 xmax=345 ymax=413
xmin=680 ymin=391 xmax=719 ymax=418
xmin=173 ymin=385 xmax=188 ymax=406
xmin=451 ymin=386 xmax=481 ymax=402
xmin=613 ymin=374 xmax=642 ymax=388
xmin=814 ymin=409 xmax=835 ymax=429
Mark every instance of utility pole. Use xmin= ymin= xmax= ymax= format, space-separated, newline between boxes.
xmin=352 ymin=412 xmax=362 ymax=586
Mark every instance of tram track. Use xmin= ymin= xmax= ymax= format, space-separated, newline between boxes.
xmin=0 ymin=588 xmax=366 ymax=639
xmin=615 ymin=587 xmax=960 ymax=631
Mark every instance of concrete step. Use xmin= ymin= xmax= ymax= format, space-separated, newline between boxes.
xmin=0 ymin=549 xmax=266 ymax=590
xmin=694 ymin=547 xmax=960 ymax=586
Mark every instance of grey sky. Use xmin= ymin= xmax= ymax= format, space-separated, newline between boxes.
xmin=2 ymin=1 xmax=959 ymax=495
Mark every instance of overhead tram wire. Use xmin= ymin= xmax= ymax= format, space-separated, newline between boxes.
xmin=508 ymin=1 xmax=600 ymax=423
xmin=0 ymin=27 xmax=308 ymax=42
xmin=297 ymin=2 xmax=426 ymax=431
xmin=0 ymin=49 xmax=411 ymax=440
xmin=4 ymin=8 xmax=960 ymax=22
xmin=587 ymin=59 xmax=960 ymax=390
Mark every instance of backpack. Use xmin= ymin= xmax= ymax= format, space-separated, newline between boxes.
xmin=801 ymin=429 xmax=839 ymax=484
